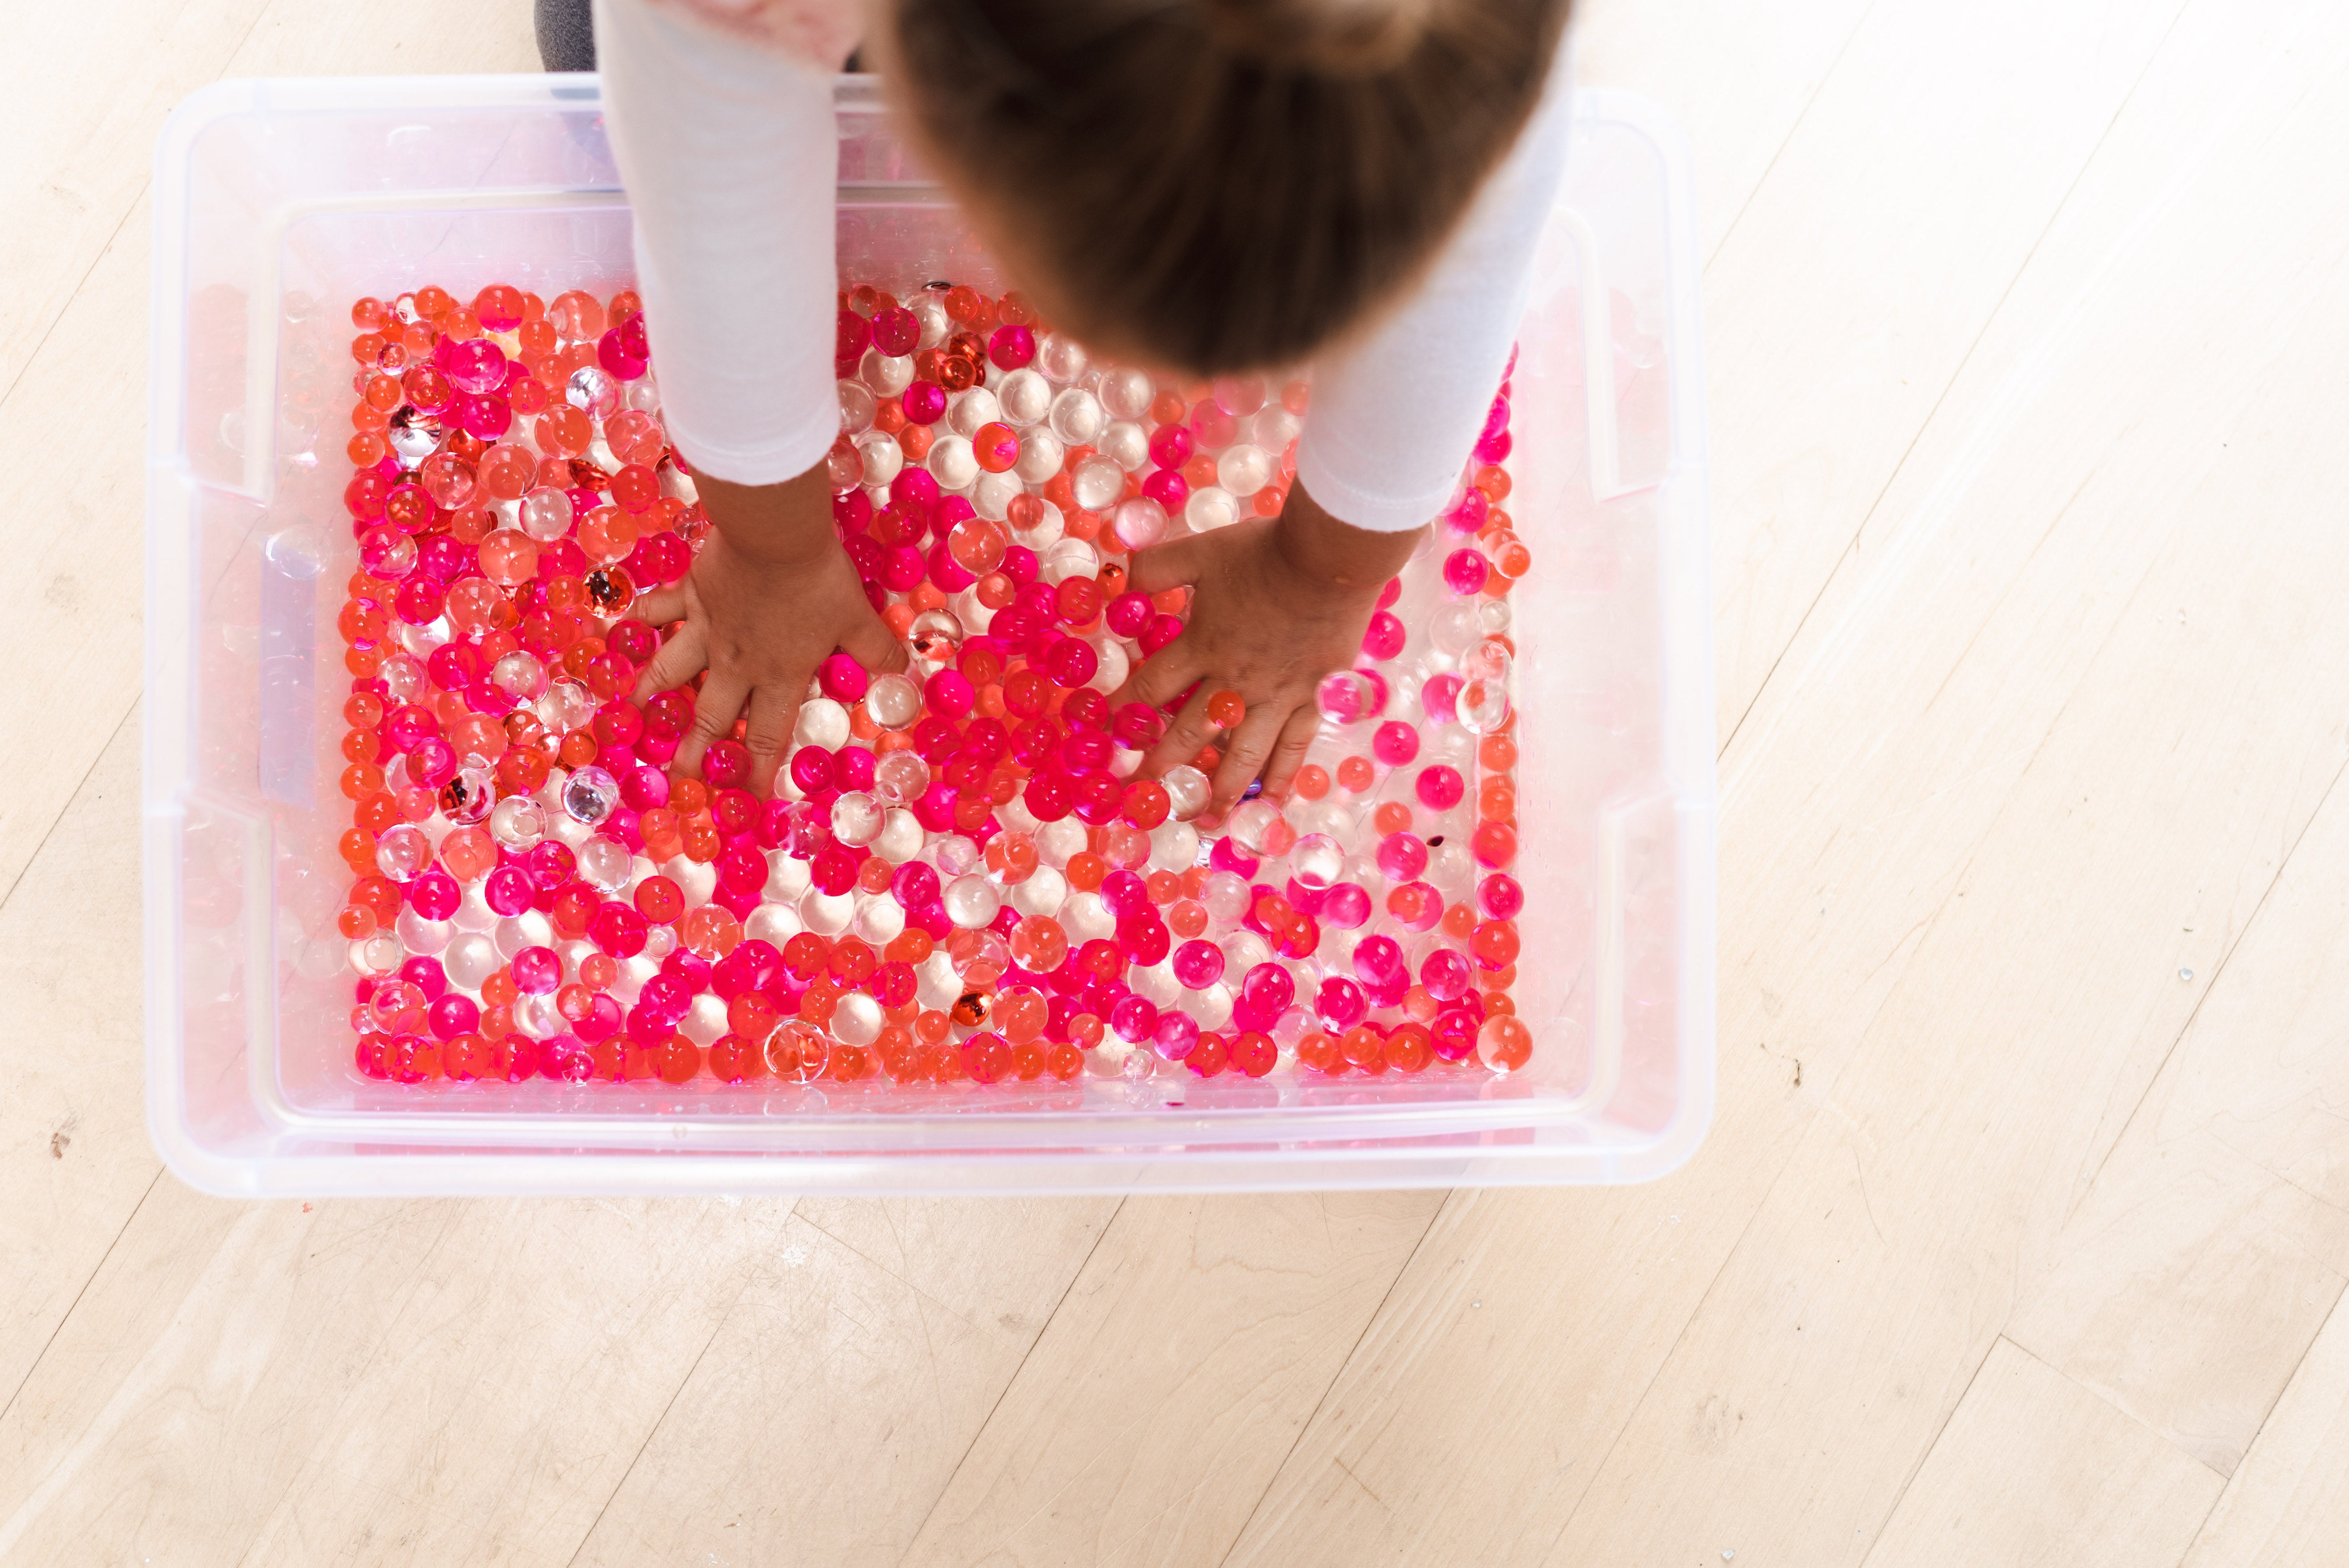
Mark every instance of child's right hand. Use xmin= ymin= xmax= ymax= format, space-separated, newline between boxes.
xmin=630 ymin=466 xmax=907 ymax=797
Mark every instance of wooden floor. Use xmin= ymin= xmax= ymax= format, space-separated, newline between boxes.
xmin=9 ymin=0 xmax=2349 ymax=1561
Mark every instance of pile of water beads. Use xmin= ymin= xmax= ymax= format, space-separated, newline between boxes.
xmin=334 ymin=279 xmax=1533 ymax=1091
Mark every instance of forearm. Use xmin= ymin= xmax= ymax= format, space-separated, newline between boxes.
xmin=694 ymin=465 xmax=842 ymax=567
xmin=1273 ymin=482 xmax=1425 ymax=594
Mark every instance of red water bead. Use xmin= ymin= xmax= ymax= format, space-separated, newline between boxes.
xmin=609 ymin=463 xmax=660 ymax=514
xmin=1119 ymin=779 xmax=1170 ymax=830
xmin=986 ymin=324 xmax=1036 ymax=369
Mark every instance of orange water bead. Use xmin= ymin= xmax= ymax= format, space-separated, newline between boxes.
xmin=1168 ymin=899 xmax=1208 ymax=939
xmin=679 ymin=904 xmax=742 ymax=958
xmin=857 ymin=856 xmax=895 ymax=895
xmin=578 ymin=508 xmax=639 ymax=564
xmin=1478 ymin=733 xmax=1517 ymax=772
xmin=1478 ymin=776 xmax=1516 ymax=822
xmin=1472 ymin=919 xmax=1521 ymax=969
xmin=914 ymin=1008 xmax=953 ymax=1046
xmin=1441 ymin=902 xmax=1478 ymax=940
xmin=1292 ymin=764 xmax=1330 ymax=801
xmin=1065 ymin=851 xmax=1107 ymax=892
xmin=1385 ymin=1024 xmax=1433 ymax=1074
xmin=1478 ymin=1015 xmax=1532 ymax=1073
xmin=1145 ymin=870 xmax=1183 ymax=905
xmin=1067 ymin=1013 xmax=1105 ymax=1051
xmin=1336 ymin=756 xmax=1375 ymax=793
xmin=439 ymin=826 xmax=497 ymax=882
xmin=886 ymin=927 xmax=935 ymax=965
xmin=985 ymin=831 xmax=1039 ymax=884
xmin=639 ymin=806 xmax=684 ymax=859
xmin=1372 ymin=801 xmax=1414 ymax=837
xmin=535 ymin=404 xmax=590 ymax=457
xmin=654 ymin=1034 xmax=702 ymax=1084
xmin=336 ymin=903 xmax=376 ymax=939
xmin=994 ymin=988 xmax=1048 ymax=1043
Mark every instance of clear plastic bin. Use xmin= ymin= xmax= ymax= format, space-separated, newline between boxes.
xmin=145 ymin=73 xmax=1714 ymax=1195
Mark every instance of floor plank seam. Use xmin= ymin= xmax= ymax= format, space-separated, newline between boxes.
xmin=560 ymin=1199 xmax=802 ymax=1568
xmin=0 ymin=698 xmax=136 ymax=918
xmin=1714 ymin=0 xmax=2195 ymax=779
xmin=0 ymin=1163 xmax=164 ymax=1432
xmin=1212 ymin=1194 xmax=1450 ymax=1567
xmin=896 ymin=1196 xmax=1127 ymax=1564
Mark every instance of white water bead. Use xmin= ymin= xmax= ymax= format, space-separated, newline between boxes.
xmin=681 ymin=993 xmax=729 ymax=1047
xmin=1009 ymin=496 xmax=1065 ymax=550
xmin=1249 ymin=402 xmax=1304 ymax=452
xmin=792 ymin=697 xmax=850 ymax=750
xmin=1148 ymin=820 xmax=1201 ymax=872
xmin=1011 ymin=864 xmax=1068 ymax=918
xmin=933 ymin=834 xmax=983 ymax=878
xmin=800 ymin=887 xmax=856 ymax=936
xmin=853 ymin=892 xmax=907 ymax=946
xmin=856 ymin=430 xmax=903 ymax=487
xmin=1162 ymin=764 xmax=1212 ymax=821
xmin=1035 ymin=817 xmax=1089 ymax=868
xmin=1185 ymin=485 xmax=1239 ymax=533
xmin=608 ymin=953 xmax=657 ymax=1005
xmin=1129 ymin=961 xmax=1181 ymax=1009
xmin=917 ymin=950 xmax=963 ymax=1009
xmin=576 ymin=835 xmax=632 ymax=893
xmin=943 ymin=873 xmax=1001 ymax=928
xmin=926 ymin=433 xmax=978 ymax=491
xmin=444 ymin=932 xmax=502 ymax=991
xmin=1013 ymin=428 xmax=1065 ymax=485
xmin=1088 ymin=637 xmax=1130 ymax=694
xmin=1099 ymin=365 xmax=1155 ymax=420
xmin=911 ymin=292 xmax=951 ymax=348
xmin=1071 ymin=455 xmax=1125 ymax=511
xmin=867 ymin=806 xmax=923 ymax=865
xmin=973 ymin=468 xmax=1024 ymax=520
xmin=761 ymin=850 xmax=810 ymax=904
xmin=1291 ymin=832 xmax=1345 ymax=889
xmin=858 ymin=347 xmax=914 ymax=395
xmin=1200 ymin=870 xmax=1252 ymax=925
xmin=1112 ymin=497 xmax=1168 ymax=550
xmin=395 ymin=909 xmax=453 ymax=955
xmin=745 ymin=900 xmax=804 ymax=948
xmin=451 ymin=883 xmax=500 ymax=934
xmin=865 ymin=671 xmax=923 ymax=729
xmin=996 ymin=794 xmax=1041 ymax=836
xmin=494 ymin=909 xmax=554 ymax=960
xmin=1039 ymin=537 xmax=1102 ymax=584
xmin=1099 ymin=419 xmax=1150 ymax=471
xmin=837 ymin=378 xmax=877 ymax=435
xmin=831 ymin=791 xmax=885 ymax=846
xmin=1037 ymin=331 xmax=1090 ymax=384
xmin=558 ymin=938 xmax=601 ymax=983
xmin=831 ymin=991 xmax=884 ymax=1047
xmin=1224 ymin=931 xmax=1275 ymax=977
xmin=1048 ymin=387 xmax=1105 ymax=446
xmin=1216 ymin=443 xmax=1273 ymax=498
xmin=642 ymin=923 xmax=678 ymax=961
xmin=948 ymin=386 xmax=1003 ymax=436
xmin=1191 ymin=982 xmax=1235 ymax=1031
xmin=1062 ymin=889 xmax=1116 ymax=942
xmin=655 ymin=854 xmax=712 ymax=908
xmin=513 ymin=991 xmax=565 ymax=1039
xmin=992 ymin=367 xmax=1052 ymax=425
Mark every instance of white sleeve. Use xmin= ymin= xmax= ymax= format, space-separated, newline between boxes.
xmin=1292 ymin=48 xmax=1574 ymax=533
xmin=593 ymin=0 xmax=841 ymax=485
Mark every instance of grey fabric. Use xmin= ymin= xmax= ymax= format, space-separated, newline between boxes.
xmin=536 ymin=0 xmax=598 ymax=72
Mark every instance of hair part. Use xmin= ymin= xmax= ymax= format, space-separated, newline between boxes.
xmin=879 ymin=0 xmax=1572 ymax=375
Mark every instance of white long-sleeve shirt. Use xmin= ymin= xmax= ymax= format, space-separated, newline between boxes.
xmin=594 ymin=0 xmax=1569 ymax=532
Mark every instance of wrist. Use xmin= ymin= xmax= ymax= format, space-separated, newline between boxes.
xmin=1272 ymin=481 xmax=1426 ymax=594
xmin=697 ymin=462 xmax=842 ymax=569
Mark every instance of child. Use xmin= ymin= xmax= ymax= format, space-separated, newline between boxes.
xmin=594 ymin=0 xmax=1572 ymax=820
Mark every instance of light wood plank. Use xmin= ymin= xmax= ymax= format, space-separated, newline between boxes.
xmin=899 ymin=1193 xmax=1442 ymax=1568
xmin=0 ymin=1183 xmax=796 ymax=1566
xmin=2187 ymin=1293 xmax=2349 ymax=1568
xmin=1227 ymin=3 xmax=2349 ymax=1563
xmin=570 ymin=1198 xmax=1117 ymax=1568
xmin=1861 ymin=1338 xmax=2222 ymax=1568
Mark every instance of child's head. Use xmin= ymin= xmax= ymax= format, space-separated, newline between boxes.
xmin=875 ymin=0 xmax=1571 ymax=375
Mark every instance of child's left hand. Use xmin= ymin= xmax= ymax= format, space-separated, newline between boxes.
xmin=1108 ymin=483 xmax=1424 ymax=821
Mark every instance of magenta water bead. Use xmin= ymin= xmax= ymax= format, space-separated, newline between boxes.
xmin=484 ymin=865 xmax=534 ymax=917
xmin=1172 ymin=939 xmax=1225 ymax=989
xmin=1361 ymin=610 xmax=1406 ymax=661
xmin=1416 ymin=764 xmax=1465 ymax=811
xmin=1107 ymin=591 xmax=1153 ymax=638
xmin=510 ymin=946 xmax=562 ymax=995
xmin=1444 ymin=547 xmax=1489 ymax=595
xmin=819 ymin=653 xmax=869 ymax=701
xmin=1377 ymin=832 xmax=1428 ymax=883
xmin=1419 ymin=948 xmax=1473 ymax=1002
xmin=1480 ymin=872 xmax=1524 ymax=920
xmin=1372 ymin=721 xmax=1420 ymax=767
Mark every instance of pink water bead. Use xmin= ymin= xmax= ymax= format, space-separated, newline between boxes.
xmin=1372 ymin=721 xmax=1420 ymax=767
xmin=988 ymin=324 xmax=1037 ymax=369
xmin=1419 ymin=948 xmax=1473 ymax=1002
xmin=1443 ymin=547 xmax=1489 ymax=595
xmin=926 ymin=669 xmax=975 ymax=719
xmin=1479 ymin=872 xmax=1523 ymax=920
xmin=1361 ymin=610 xmax=1406 ymax=661
xmin=1416 ymin=764 xmax=1465 ymax=811
xmin=901 ymin=380 xmax=947 ymax=424
xmin=1421 ymin=672 xmax=1462 ymax=725
xmin=1377 ymin=832 xmax=1428 ymax=883
xmin=1147 ymin=423 xmax=1194 ymax=471
xmin=510 ymin=946 xmax=562 ymax=995
xmin=1172 ymin=939 xmax=1226 ymax=989
xmin=1106 ymin=591 xmax=1154 ymax=638
xmin=819 ymin=653 xmax=869 ymax=702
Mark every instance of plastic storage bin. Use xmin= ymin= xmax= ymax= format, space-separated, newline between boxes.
xmin=146 ymin=73 xmax=1714 ymax=1195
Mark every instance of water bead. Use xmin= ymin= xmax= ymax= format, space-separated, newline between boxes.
xmin=1444 ymin=547 xmax=1489 ymax=596
xmin=1048 ymin=387 xmax=1105 ymax=446
xmin=1459 ymin=678 xmax=1511 ymax=735
xmin=1416 ymin=765 xmax=1465 ymax=812
xmin=942 ymin=873 xmax=1001 ymax=928
xmin=994 ymin=367 xmax=1051 ymax=425
xmin=1372 ymin=722 xmax=1421 ymax=767
xmin=1185 ymin=486 xmax=1239 ymax=533
xmin=1206 ymin=689 xmax=1246 ymax=729
xmin=832 ymin=791 xmax=885 ymax=846
xmin=1072 ymin=455 xmax=1125 ymax=511
xmin=561 ymin=765 xmax=620 ymax=825
xmin=1215 ymin=443 xmax=1272 ymax=498
xmin=1112 ymin=498 xmax=1168 ymax=551
xmin=1098 ymin=420 xmax=1150 ymax=472
xmin=1316 ymin=670 xmax=1375 ymax=726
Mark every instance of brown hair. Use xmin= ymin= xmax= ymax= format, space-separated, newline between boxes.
xmin=876 ymin=0 xmax=1572 ymax=375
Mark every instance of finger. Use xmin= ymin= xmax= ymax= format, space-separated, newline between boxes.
xmin=632 ymin=584 xmax=688 ymax=626
xmin=1121 ymin=530 xmax=1211 ymax=595
xmin=842 ymin=606 xmax=911 ymax=677
xmin=632 ymin=618 xmax=709 ymax=702
xmin=1208 ymin=702 xmax=1289 ymax=818
xmin=1104 ymin=642 xmax=1204 ymax=719
xmin=674 ymin=671 xmax=750 ymax=780
xmin=741 ymin=682 xmax=801 ymax=799
xmin=1259 ymin=701 xmax=1322 ymax=804
xmin=1138 ymin=685 xmax=1220 ymax=780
